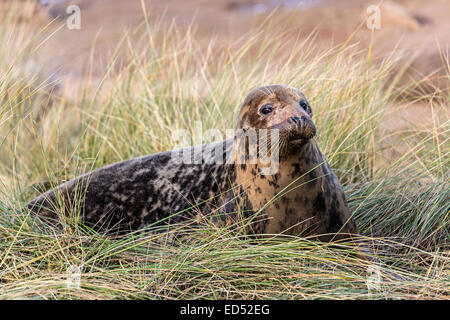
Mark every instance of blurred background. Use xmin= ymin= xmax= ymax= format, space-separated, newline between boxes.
xmin=1 ymin=0 xmax=448 ymax=127
xmin=1 ymin=0 xmax=448 ymax=79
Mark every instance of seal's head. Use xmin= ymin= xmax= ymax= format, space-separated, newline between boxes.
xmin=236 ymin=85 xmax=316 ymax=156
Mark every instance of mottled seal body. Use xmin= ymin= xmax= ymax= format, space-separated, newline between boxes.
xmin=28 ymin=140 xmax=235 ymax=231
xmin=221 ymin=139 xmax=357 ymax=240
xmin=220 ymin=85 xmax=357 ymax=240
xmin=28 ymin=85 xmax=358 ymax=242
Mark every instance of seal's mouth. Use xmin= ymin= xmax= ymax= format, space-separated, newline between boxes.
xmin=289 ymin=138 xmax=304 ymax=144
xmin=288 ymin=135 xmax=311 ymax=146
xmin=288 ymin=138 xmax=307 ymax=149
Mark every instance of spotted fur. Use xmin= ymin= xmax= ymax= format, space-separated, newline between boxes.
xmin=222 ymin=85 xmax=357 ymax=239
xmin=28 ymin=85 xmax=358 ymax=241
xmin=28 ymin=140 xmax=235 ymax=231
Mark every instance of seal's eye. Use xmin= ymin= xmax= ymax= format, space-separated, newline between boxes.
xmin=260 ymin=104 xmax=274 ymax=115
xmin=299 ymin=100 xmax=308 ymax=111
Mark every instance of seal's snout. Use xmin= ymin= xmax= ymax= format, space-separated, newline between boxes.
xmin=290 ymin=116 xmax=301 ymax=127
xmin=289 ymin=115 xmax=316 ymax=140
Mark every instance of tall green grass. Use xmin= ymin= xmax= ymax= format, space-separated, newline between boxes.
xmin=0 ymin=15 xmax=448 ymax=299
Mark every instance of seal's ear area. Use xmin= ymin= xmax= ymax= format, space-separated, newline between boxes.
xmin=298 ymin=99 xmax=313 ymax=117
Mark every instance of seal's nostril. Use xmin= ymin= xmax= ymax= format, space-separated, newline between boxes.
xmin=301 ymin=116 xmax=308 ymax=123
xmin=291 ymin=116 xmax=301 ymax=127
